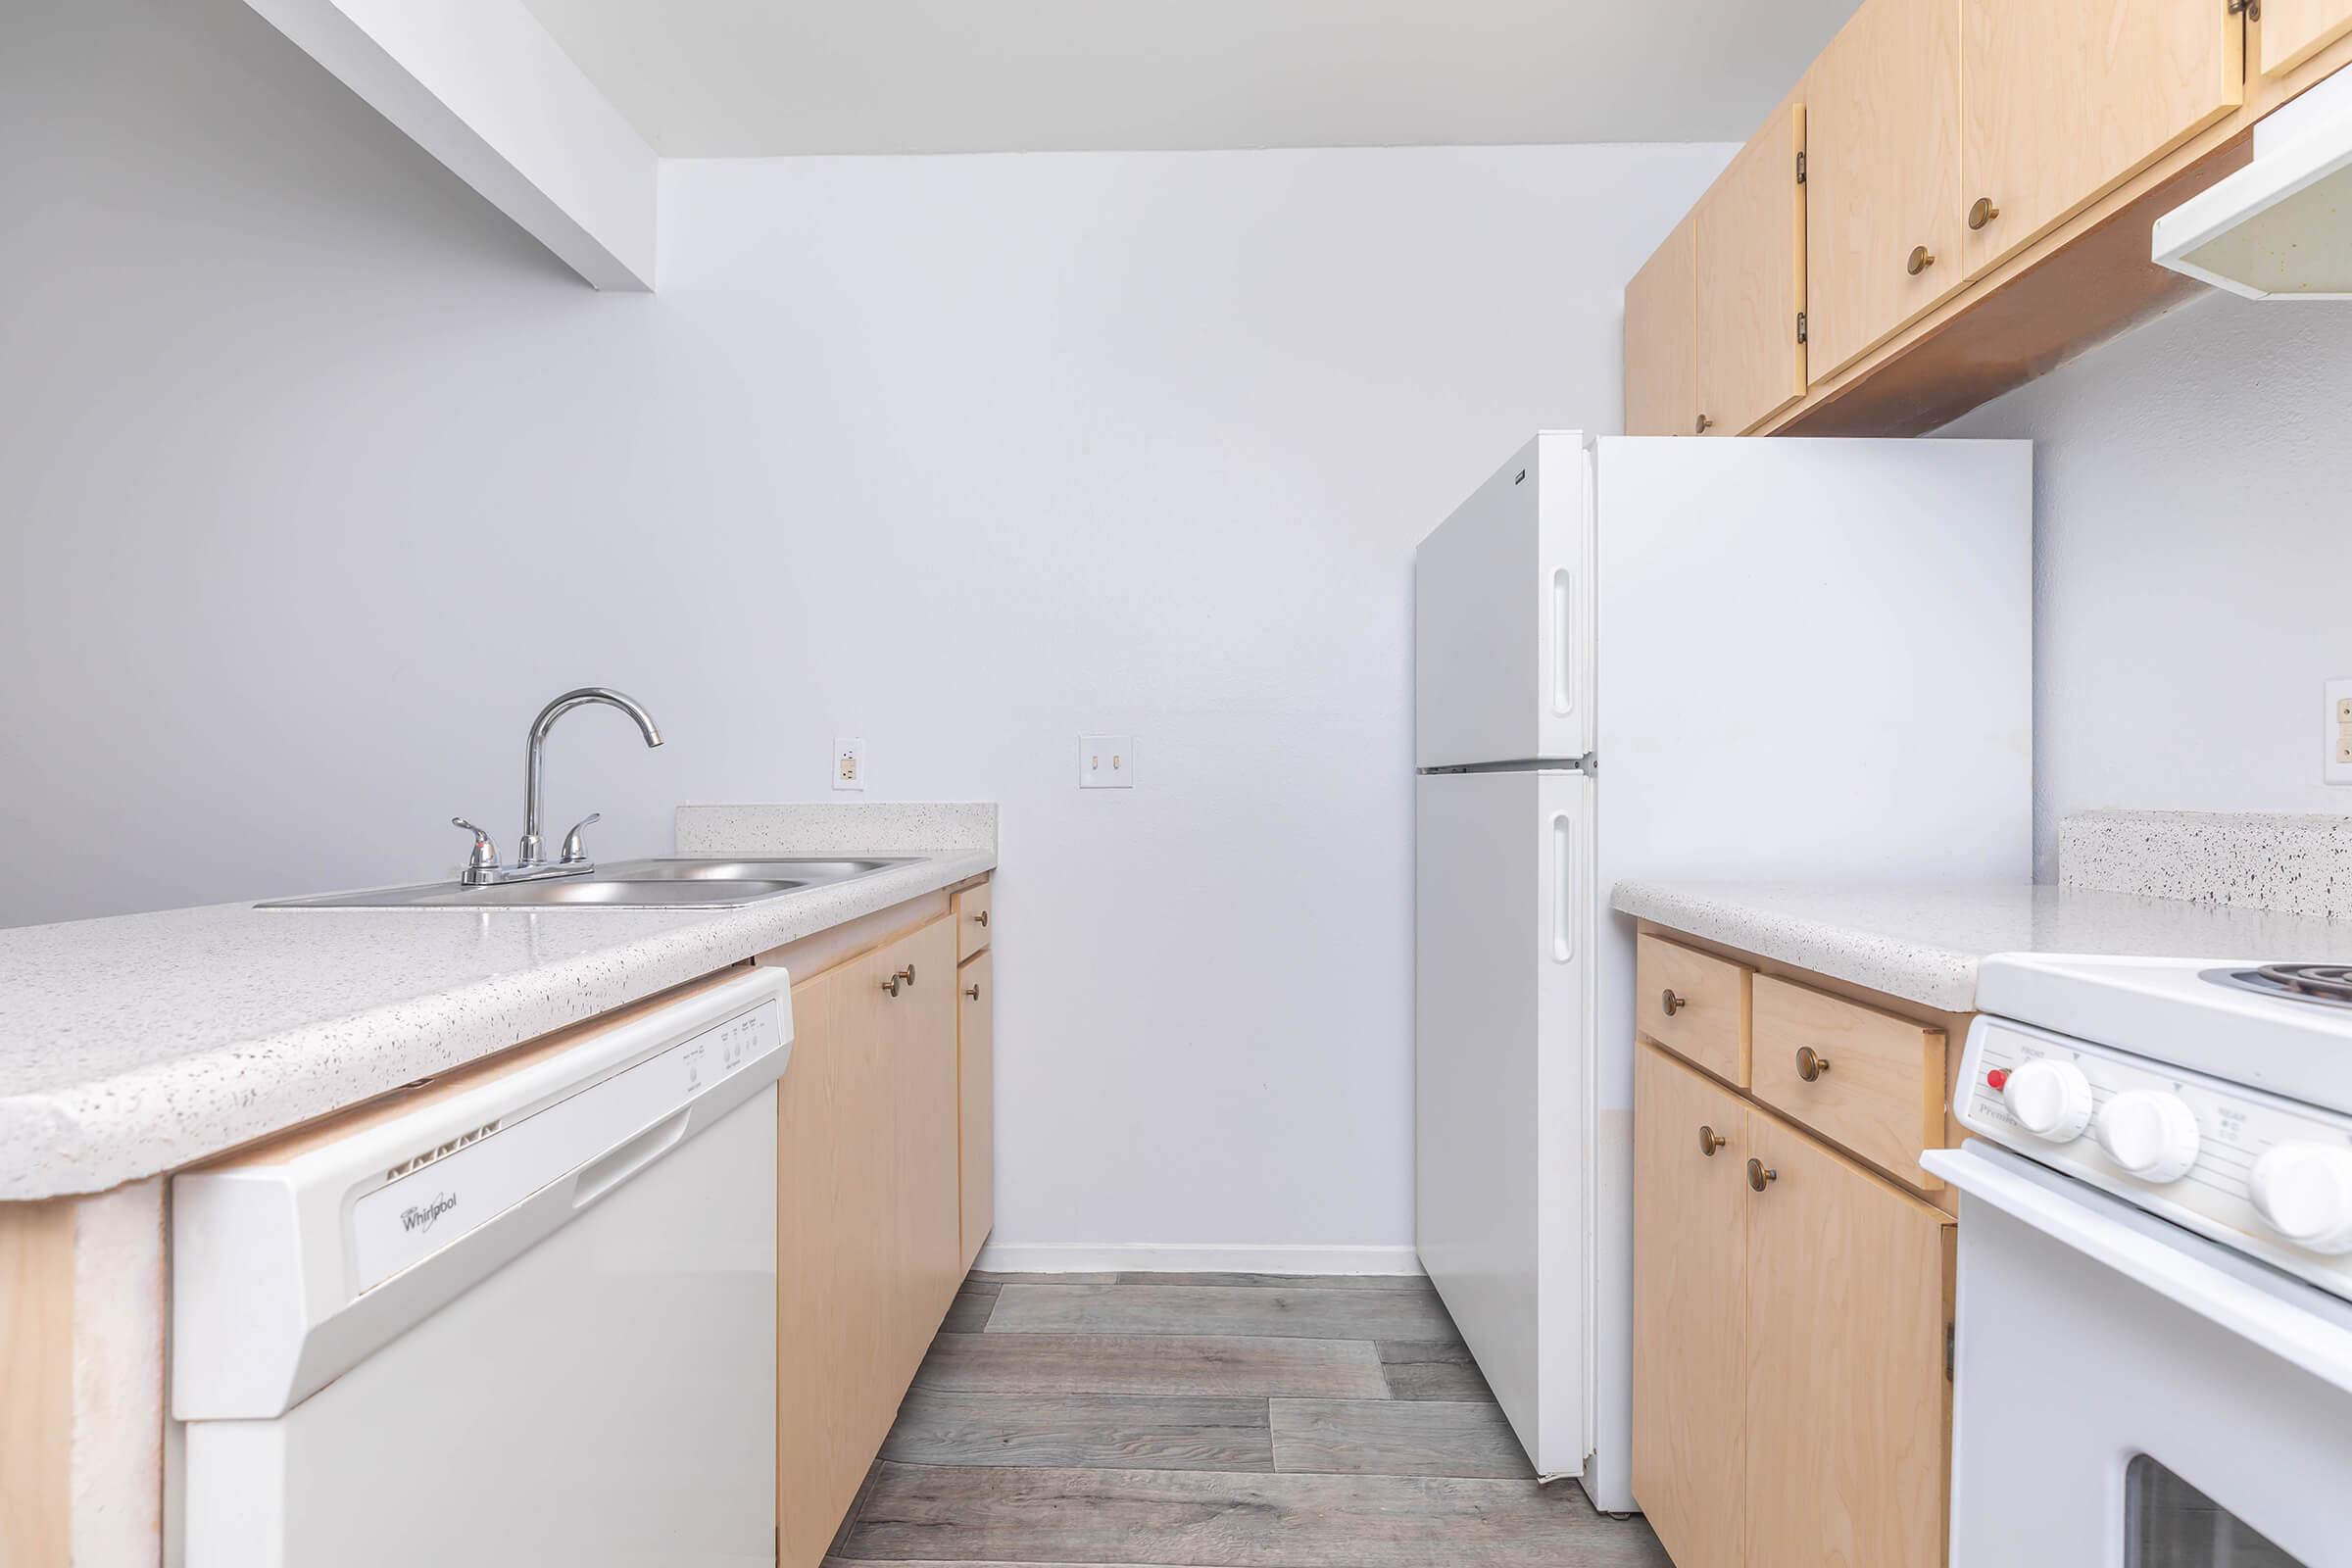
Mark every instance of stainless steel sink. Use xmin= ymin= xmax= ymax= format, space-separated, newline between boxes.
xmin=260 ymin=857 xmax=913 ymax=910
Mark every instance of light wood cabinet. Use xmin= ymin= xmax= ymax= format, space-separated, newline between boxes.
xmin=774 ymin=908 xmax=974 ymax=1568
xmin=1632 ymin=1045 xmax=1751 ymax=1568
xmin=890 ymin=917 xmax=964 ymax=1386
xmin=1635 ymin=933 xmax=1753 ymax=1087
xmin=1749 ymin=975 xmax=1946 ymax=1191
xmin=775 ymin=934 xmax=906 ymax=1568
xmin=1802 ymin=0 xmax=1965 ymax=379
xmin=1695 ymin=98 xmax=1808 ymax=434
xmin=955 ymin=880 xmax=993 ymax=963
xmin=2259 ymin=0 xmax=2352 ymax=75
xmin=1624 ymin=213 xmax=1699 ymax=436
xmin=957 ymin=948 xmax=996 ymax=1271
xmin=1961 ymin=0 xmax=2243 ymax=277
xmin=1744 ymin=1114 xmax=1954 ymax=1568
xmin=1635 ymin=1026 xmax=1955 ymax=1568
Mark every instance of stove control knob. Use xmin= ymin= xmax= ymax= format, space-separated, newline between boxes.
xmin=2001 ymin=1058 xmax=2092 ymax=1142
xmin=2250 ymin=1144 xmax=2352 ymax=1254
xmin=2096 ymin=1091 xmax=2201 ymax=1183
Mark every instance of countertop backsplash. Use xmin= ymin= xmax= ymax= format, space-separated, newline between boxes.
xmin=2060 ymin=809 xmax=2352 ymax=918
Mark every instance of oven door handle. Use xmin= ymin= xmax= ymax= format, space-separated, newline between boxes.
xmin=1926 ymin=1145 xmax=2352 ymax=1396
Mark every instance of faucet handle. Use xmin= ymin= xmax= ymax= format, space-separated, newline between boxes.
xmin=452 ymin=817 xmax=501 ymax=879
xmin=560 ymin=812 xmax=602 ymax=865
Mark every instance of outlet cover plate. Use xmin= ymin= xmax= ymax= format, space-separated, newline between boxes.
xmin=834 ymin=736 xmax=866 ymax=791
xmin=1079 ymin=734 xmax=1136 ymax=789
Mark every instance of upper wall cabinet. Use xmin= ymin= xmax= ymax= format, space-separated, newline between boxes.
xmin=1695 ymin=99 xmax=1809 ymax=435
xmin=2258 ymin=0 xmax=2352 ymax=76
xmin=1961 ymin=0 xmax=2243 ymax=277
xmin=1625 ymin=213 xmax=1700 ymax=437
xmin=1804 ymin=0 xmax=1964 ymax=381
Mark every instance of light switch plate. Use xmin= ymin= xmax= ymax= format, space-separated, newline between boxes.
xmin=834 ymin=736 xmax=865 ymax=791
xmin=1079 ymin=734 xmax=1135 ymax=789
xmin=2328 ymin=683 xmax=2352 ymax=786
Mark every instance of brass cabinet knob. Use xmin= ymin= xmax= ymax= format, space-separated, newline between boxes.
xmin=1907 ymin=245 xmax=1936 ymax=275
xmin=1747 ymin=1158 xmax=1778 ymax=1193
xmin=1694 ymin=414 xmax=1715 ymax=434
xmin=1698 ymin=1125 xmax=1728 ymax=1156
xmin=974 ymin=909 xmax=990 ymax=927
xmin=964 ymin=982 xmax=981 ymax=1001
xmin=902 ymin=963 xmax=917 ymax=989
xmin=880 ymin=973 xmax=903 ymax=998
xmin=1661 ymin=989 xmax=1688 ymax=1017
xmin=1795 ymin=1046 xmax=1831 ymax=1082
xmin=1968 ymin=197 xmax=2000 ymax=230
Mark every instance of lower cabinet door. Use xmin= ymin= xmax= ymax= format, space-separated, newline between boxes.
xmin=1743 ymin=1114 xmax=1954 ymax=1568
xmin=957 ymin=949 xmax=996 ymax=1271
xmin=775 ymin=945 xmax=900 ymax=1568
xmin=890 ymin=915 xmax=964 ymax=1386
xmin=1632 ymin=1042 xmax=1751 ymax=1568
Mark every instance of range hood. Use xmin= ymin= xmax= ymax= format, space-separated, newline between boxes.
xmin=2154 ymin=67 xmax=2352 ymax=299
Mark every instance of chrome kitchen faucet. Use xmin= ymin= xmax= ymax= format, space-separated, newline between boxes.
xmin=452 ymin=687 xmax=664 ymax=886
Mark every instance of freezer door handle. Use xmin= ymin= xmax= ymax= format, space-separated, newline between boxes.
xmin=1550 ymin=810 xmax=1576 ymax=962
xmin=1550 ymin=567 xmax=1575 ymax=716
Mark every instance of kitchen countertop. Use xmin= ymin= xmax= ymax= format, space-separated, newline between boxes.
xmin=0 ymin=804 xmax=995 ymax=1201
xmin=1610 ymin=881 xmax=2352 ymax=1014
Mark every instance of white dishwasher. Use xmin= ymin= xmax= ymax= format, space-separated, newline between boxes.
xmin=171 ymin=964 xmax=791 ymax=1568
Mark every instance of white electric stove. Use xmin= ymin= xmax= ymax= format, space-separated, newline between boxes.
xmin=1928 ymin=955 xmax=2352 ymax=1568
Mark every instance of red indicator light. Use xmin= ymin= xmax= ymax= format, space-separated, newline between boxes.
xmin=1986 ymin=1068 xmax=2010 ymax=1091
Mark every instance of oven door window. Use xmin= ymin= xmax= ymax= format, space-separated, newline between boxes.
xmin=2128 ymin=1456 xmax=2306 ymax=1567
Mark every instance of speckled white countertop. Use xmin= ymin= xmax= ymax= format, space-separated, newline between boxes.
xmin=0 ymin=804 xmax=995 ymax=1201
xmin=1610 ymin=881 xmax=2352 ymax=1013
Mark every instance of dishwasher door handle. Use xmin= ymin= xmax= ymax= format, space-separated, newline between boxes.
xmin=572 ymin=1108 xmax=692 ymax=1210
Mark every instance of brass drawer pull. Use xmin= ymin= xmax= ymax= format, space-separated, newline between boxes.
xmin=973 ymin=908 xmax=990 ymax=928
xmin=965 ymin=982 xmax=981 ymax=1001
xmin=1698 ymin=1125 xmax=1728 ymax=1156
xmin=1907 ymin=245 xmax=1936 ymax=275
xmin=1747 ymin=1158 xmax=1777 ymax=1193
xmin=880 ymin=964 xmax=915 ymax=998
xmin=1968 ymin=196 xmax=2000 ymax=231
xmin=1694 ymin=414 xmax=1715 ymax=434
xmin=880 ymin=973 xmax=903 ymax=998
xmin=1795 ymin=1046 xmax=1831 ymax=1082
xmin=1661 ymin=989 xmax=1688 ymax=1017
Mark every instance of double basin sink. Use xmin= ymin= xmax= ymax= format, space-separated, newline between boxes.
xmin=262 ymin=858 xmax=914 ymax=911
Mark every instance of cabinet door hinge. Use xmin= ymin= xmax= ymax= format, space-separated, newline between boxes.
xmin=1945 ymin=1322 xmax=1956 ymax=1381
xmin=1795 ymin=311 xmax=1808 ymax=345
xmin=1795 ymin=149 xmax=1807 ymax=185
xmin=2227 ymin=0 xmax=2260 ymax=18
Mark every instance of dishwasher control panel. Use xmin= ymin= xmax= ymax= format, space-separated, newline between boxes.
xmin=350 ymin=998 xmax=785 ymax=1291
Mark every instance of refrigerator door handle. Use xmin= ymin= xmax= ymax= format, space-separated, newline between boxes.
xmin=1550 ymin=567 xmax=1575 ymax=717
xmin=1550 ymin=809 xmax=1576 ymax=963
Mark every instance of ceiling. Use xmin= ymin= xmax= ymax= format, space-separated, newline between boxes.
xmin=516 ymin=0 xmax=1862 ymax=157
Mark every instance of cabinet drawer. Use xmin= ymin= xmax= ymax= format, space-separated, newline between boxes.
xmin=1750 ymin=976 xmax=1945 ymax=1189
xmin=954 ymin=880 xmax=993 ymax=963
xmin=1636 ymin=934 xmax=1752 ymax=1085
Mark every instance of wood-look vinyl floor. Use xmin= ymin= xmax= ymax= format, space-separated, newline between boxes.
xmin=829 ymin=1272 xmax=1668 ymax=1567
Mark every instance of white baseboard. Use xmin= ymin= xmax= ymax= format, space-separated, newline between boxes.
xmin=970 ymin=1241 xmax=1424 ymax=1277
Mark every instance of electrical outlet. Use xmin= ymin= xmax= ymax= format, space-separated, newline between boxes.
xmin=1079 ymin=734 xmax=1136 ymax=789
xmin=2328 ymin=684 xmax=2352 ymax=786
xmin=833 ymin=736 xmax=865 ymax=791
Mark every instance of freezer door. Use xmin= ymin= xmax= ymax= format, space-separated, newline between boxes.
xmin=1414 ymin=432 xmax=1594 ymax=769
xmin=1414 ymin=768 xmax=1592 ymax=1476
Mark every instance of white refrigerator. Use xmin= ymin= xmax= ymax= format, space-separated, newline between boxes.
xmin=1413 ymin=431 xmax=2031 ymax=1512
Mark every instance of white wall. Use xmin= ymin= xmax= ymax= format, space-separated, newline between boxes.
xmin=0 ymin=0 xmax=1730 ymax=1258
xmin=1942 ymin=295 xmax=2352 ymax=878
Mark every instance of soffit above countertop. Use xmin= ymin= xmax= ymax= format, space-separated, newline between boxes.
xmin=514 ymin=0 xmax=1862 ymax=157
